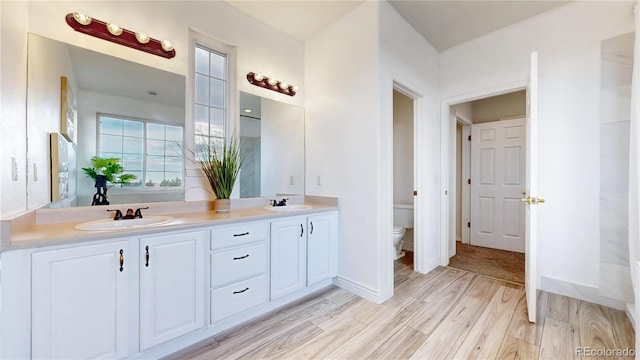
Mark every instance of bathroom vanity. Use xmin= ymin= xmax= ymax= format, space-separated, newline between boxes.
xmin=0 ymin=198 xmax=338 ymax=359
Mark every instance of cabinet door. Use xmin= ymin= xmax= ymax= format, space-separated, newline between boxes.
xmin=32 ymin=241 xmax=129 ymax=360
xmin=139 ymin=230 xmax=205 ymax=351
xmin=270 ymin=217 xmax=306 ymax=300
xmin=307 ymin=212 xmax=337 ymax=285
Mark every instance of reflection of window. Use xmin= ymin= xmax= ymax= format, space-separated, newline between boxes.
xmin=194 ymin=44 xmax=226 ymax=155
xmin=97 ymin=114 xmax=184 ymax=188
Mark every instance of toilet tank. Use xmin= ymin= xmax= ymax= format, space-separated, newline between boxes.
xmin=393 ymin=203 xmax=414 ymax=229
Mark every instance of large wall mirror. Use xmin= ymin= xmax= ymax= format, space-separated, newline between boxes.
xmin=27 ymin=34 xmax=186 ymax=208
xmin=239 ymin=92 xmax=305 ymax=198
xmin=26 ymin=34 xmax=305 ymax=209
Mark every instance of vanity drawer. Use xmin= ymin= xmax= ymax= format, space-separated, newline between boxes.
xmin=211 ymin=222 xmax=269 ymax=250
xmin=210 ymin=275 xmax=268 ymax=323
xmin=211 ymin=242 xmax=267 ymax=287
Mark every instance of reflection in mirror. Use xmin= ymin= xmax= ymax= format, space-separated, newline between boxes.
xmin=26 ymin=34 xmax=186 ymax=208
xmin=239 ymin=92 xmax=305 ymax=198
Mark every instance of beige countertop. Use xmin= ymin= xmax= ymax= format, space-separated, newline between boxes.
xmin=2 ymin=196 xmax=338 ymax=251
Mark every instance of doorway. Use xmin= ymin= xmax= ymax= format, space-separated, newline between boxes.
xmin=448 ymin=90 xmax=527 ymax=283
xmin=392 ymin=89 xmax=415 ymax=273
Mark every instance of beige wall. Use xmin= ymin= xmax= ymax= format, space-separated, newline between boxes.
xmin=471 ymin=90 xmax=525 ymax=123
xmin=393 ymin=90 xmax=414 ymax=205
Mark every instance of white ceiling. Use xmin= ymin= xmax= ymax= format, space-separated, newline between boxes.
xmin=225 ymin=0 xmax=570 ymax=51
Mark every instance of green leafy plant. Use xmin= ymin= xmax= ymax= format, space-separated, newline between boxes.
xmin=195 ymin=136 xmax=242 ymax=199
xmin=82 ymin=156 xmax=137 ymax=186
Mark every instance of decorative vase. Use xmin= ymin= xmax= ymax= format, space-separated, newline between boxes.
xmin=215 ymin=198 xmax=230 ymax=214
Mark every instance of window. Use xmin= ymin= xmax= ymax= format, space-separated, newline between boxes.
xmin=97 ymin=114 xmax=184 ymax=188
xmin=194 ymin=44 xmax=227 ymax=155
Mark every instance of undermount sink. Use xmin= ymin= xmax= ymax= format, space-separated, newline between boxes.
xmin=263 ymin=204 xmax=312 ymax=212
xmin=75 ymin=215 xmax=175 ymax=231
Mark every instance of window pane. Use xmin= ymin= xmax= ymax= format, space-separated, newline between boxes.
xmin=100 ymin=117 xmax=123 ymax=135
xmin=123 ymin=137 xmax=143 ymax=154
xmin=165 ymin=156 xmax=183 ymax=171
xmin=100 ymin=134 xmax=122 ymax=153
xmin=210 ymin=52 xmax=225 ymax=80
xmin=195 ymin=105 xmax=209 ymax=136
xmin=195 ymin=74 xmax=209 ymax=105
xmin=165 ymin=141 xmax=183 ymax=157
xmin=122 ymin=154 xmax=143 ymax=171
xmin=195 ymin=47 xmax=210 ymax=75
xmin=147 ymin=139 xmax=165 ymax=156
xmin=147 ymin=155 xmax=165 ymax=172
xmin=210 ymin=108 xmax=224 ymax=138
xmin=210 ymin=78 xmax=224 ymax=108
xmin=166 ymin=125 xmax=183 ymax=142
xmin=161 ymin=172 xmax=183 ymax=186
xmin=147 ymin=123 xmax=165 ymax=140
xmin=121 ymin=171 xmax=142 ymax=187
xmin=123 ymin=120 xmax=144 ymax=138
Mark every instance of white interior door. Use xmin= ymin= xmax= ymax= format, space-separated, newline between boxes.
xmin=524 ymin=51 xmax=542 ymax=323
xmin=470 ymin=118 xmax=526 ymax=253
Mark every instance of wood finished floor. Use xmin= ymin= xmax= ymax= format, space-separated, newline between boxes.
xmin=167 ymin=260 xmax=635 ymax=360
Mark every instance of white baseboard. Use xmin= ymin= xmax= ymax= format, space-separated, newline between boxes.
xmin=625 ymin=303 xmax=635 ymax=330
xmin=402 ymin=243 xmax=414 ymax=252
xmin=333 ymin=276 xmax=391 ymax=304
xmin=419 ymin=256 xmax=441 ymax=274
xmin=540 ymin=275 xmax=626 ymax=310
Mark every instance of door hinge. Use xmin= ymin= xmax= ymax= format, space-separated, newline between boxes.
xmin=467 ymin=178 xmax=471 ymax=185
xmin=413 ymin=190 xmax=417 ymax=196
xmin=467 ymin=222 xmax=471 ymax=228
xmin=468 ymin=135 xmax=471 ymax=141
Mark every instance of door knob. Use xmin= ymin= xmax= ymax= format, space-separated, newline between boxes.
xmin=521 ymin=196 xmax=545 ymax=205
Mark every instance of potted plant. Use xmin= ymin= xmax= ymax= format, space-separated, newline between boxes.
xmin=82 ymin=156 xmax=137 ymax=205
xmin=195 ymin=136 xmax=242 ymax=213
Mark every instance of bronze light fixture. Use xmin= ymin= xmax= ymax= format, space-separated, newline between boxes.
xmin=246 ymin=72 xmax=297 ymax=97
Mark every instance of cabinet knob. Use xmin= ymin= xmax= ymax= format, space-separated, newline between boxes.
xmin=233 ymin=287 xmax=249 ymax=294
xmin=119 ymin=249 xmax=124 ymax=272
xmin=145 ymin=245 xmax=150 ymax=267
xmin=300 ymin=224 xmax=304 ymax=237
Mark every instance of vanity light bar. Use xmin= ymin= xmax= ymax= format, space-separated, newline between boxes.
xmin=246 ymin=72 xmax=297 ymax=97
xmin=65 ymin=12 xmax=176 ymax=59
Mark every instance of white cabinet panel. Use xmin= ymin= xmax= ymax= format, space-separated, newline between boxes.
xmin=211 ymin=242 xmax=268 ymax=287
xmin=211 ymin=222 xmax=269 ymax=249
xmin=307 ymin=213 xmax=337 ymax=286
xmin=139 ymin=230 xmax=205 ymax=351
xmin=210 ymin=275 xmax=269 ymax=323
xmin=270 ymin=216 xmax=306 ymax=300
xmin=32 ymin=241 xmax=129 ymax=360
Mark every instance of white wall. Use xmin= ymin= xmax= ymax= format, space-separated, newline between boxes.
xmin=0 ymin=0 xmax=304 ymax=218
xmin=439 ymin=1 xmax=635 ymax=307
xmin=306 ymin=1 xmax=439 ymax=301
xmin=393 ymin=90 xmax=414 ymax=205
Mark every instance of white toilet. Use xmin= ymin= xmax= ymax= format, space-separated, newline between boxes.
xmin=393 ymin=225 xmax=406 ymax=260
xmin=393 ymin=203 xmax=414 ymax=260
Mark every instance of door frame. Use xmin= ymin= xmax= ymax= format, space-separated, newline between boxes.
xmin=440 ymin=81 xmax=527 ymax=265
xmin=392 ymin=81 xmax=420 ymax=271
xmin=455 ymin=112 xmax=472 ymax=249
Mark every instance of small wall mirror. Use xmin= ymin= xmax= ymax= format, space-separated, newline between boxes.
xmin=26 ymin=34 xmax=186 ymax=208
xmin=239 ymin=92 xmax=305 ymax=198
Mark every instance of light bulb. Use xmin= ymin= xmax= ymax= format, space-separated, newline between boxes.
xmin=279 ymin=82 xmax=289 ymax=89
xmin=292 ymin=86 xmax=299 ymax=92
xmin=135 ymin=32 xmax=150 ymax=44
xmin=161 ymin=40 xmax=174 ymax=52
xmin=267 ymin=78 xmax=277 ymax=86
xmin=254 ymin=73 xmax=264 ymax=81
xmin=106 ymin=23 xmax=123 ymax=36
xmin=73 ymin=12 xmax=92 ymax=25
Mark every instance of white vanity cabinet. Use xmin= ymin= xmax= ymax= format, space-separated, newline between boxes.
xmin=210 ymin=222 xmax=270 ymax=324
xmin=31 ymin=240 xmax=130 ymax=360
xmin=139 ymin=230 xmax=205 ymax=351
xmin=270 ymin=216 xmax=307 ymax=300
xmin=307 ymin=212 xmax=338 ymax=286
